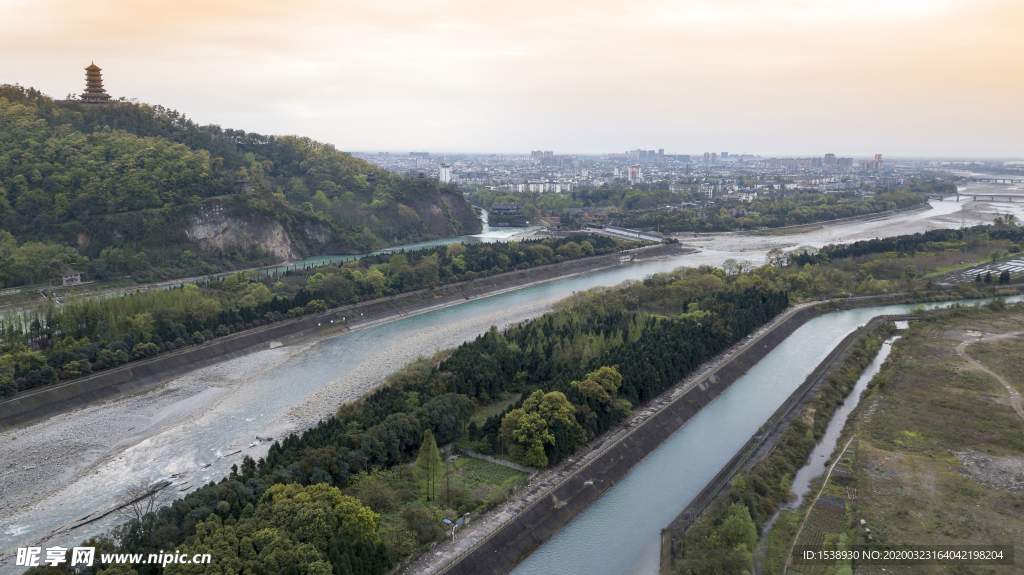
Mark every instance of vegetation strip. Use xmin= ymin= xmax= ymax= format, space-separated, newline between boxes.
xmin=470 ymin=184 xmax=933 ymax=234
xmin=763 ymin=300 xmax=1024 ymax=574
xmin=1 ymin=241 xmax=683 ymax=429
xmin=435 ymin=303 xmax=836 ymax=575
xmin=665 ymin=318 xmax=897 ymax=575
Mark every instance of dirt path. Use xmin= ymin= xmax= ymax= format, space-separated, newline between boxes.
xmin=782 ymin=436 xmax=856 ymax=575
xmin=956 ymin=331 xmax=1024 ymax=421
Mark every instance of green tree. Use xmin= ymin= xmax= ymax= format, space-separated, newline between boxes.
xmin=504 ymin=390 xmax=587 ymax=468
xmin=720 ymin=503 xmax=757 ymax=551
xmin=586 ymin=366 xmax=623 ymax=394
xmin=365 ymin=269 xmax=387 ymax=294
xmin=165 ymin=483 xmax=379 ymax=575
xmin=512 ymin=411 xmax=555 ymax=468
xmin=415 ymin=429 xmax=443 ymax=501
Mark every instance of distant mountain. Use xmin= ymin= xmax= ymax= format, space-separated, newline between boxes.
xmin=0 ymin=85 xmax=481 ymax=286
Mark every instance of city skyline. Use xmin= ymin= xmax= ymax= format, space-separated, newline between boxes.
xmin=1 ymin=0 xmax=1022 ymax=157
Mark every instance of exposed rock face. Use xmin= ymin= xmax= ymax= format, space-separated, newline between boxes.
xmin=304 ymin=222 xmax=333 ymax=245
xmin=187 ymin=207 xmax=301 ymax=260
xmin=440 ymin=191 xmax=482 ymax=234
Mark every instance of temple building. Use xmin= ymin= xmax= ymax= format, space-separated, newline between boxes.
xmin=80 ymin=62 xmax=111 ymax=105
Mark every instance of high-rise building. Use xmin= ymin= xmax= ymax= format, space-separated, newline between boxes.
xmin=439 ymin=164 xmax=452 ymax=183
xmin=824 ymin=153 xmax=837 ymax=166
xmin=721 ymin=152 xmax=729 ymax=158
xmin=859 ymin=154 xmax=884 ymax=171
xmin=658 ymin=149 xmax=664 ymax=157
xmin=628 ymin=166 xmax=642 ymax=182
xmin=80 ymin=62 xmax=111 ymax=105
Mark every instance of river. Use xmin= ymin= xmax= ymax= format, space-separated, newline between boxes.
xmin=0 ymin=199 xmax=1014 ymax=572
xmin=264 ymin=208 xmax=539 ymax=273
xmin=508 ymin=296 xmax=1022 ymax=575
xmin=0 ymin=252 xmax=693 ymax=568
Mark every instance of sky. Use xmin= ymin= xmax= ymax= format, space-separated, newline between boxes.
xmin=1 ymin=0 xmax=1022 ymax=157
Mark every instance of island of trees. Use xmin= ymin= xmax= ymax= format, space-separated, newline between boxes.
xmin=471 ymin=182 xmax=943 ymax=233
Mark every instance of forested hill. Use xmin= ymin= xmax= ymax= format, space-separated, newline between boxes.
xmin=0 ymin=84 xmax=481 ymax=286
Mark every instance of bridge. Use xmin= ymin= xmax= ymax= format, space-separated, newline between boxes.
xmin=927 ymin=194 xmax=1022 ymax=203
xmin=970 ymin=178 xmax=1024 ymax=184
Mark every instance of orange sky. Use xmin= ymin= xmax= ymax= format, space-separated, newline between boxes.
xmin=1 ymin=0 xmax=1021 ymax=156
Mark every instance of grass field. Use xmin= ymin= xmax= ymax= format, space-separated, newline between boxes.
xmin=449 ymin=455 xmax=528 ymax=504
xmin=764 ymin=301 xmax=1024 ymax=575
xmin=470 ymin=392 xmax=522 ymax=425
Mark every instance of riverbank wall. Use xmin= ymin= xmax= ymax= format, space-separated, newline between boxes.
xmin=657 ymin=314 xmax=909 ymax=574
xmin=434 ymin=302 xmax=839 ymax=575
xmin=0 ymin=243 xmax=689 ymax=431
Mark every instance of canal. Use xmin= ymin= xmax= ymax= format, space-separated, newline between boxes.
xmin=509 ymin=296 xmax=1022 ymax=575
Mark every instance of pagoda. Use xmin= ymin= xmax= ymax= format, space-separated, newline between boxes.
xmin=80 ymin=62 xmax=111 ymax=105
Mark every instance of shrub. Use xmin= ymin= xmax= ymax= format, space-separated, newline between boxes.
xmin=131 ymin=342 xmax=160 ymax=360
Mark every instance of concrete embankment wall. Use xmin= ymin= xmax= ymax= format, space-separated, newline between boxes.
xmin=657 ymin=314 xmax=908 ymax=574
xmin=0 ymin=243 xmax=689 ymax=431
xmin=437 ymin=303 xmax=836 ymax=575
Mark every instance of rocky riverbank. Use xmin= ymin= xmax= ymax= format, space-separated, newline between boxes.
xmin=0 ymin=298 xmax=561 ymax=569
xmin=282 ymin=297 xmax=561 ymax=430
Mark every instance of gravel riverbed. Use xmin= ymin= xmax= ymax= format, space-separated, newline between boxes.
xmin=0 ymin=297 xmax=557 ymax=570
xmin=283 ymin=297 xmax=559 ymax=430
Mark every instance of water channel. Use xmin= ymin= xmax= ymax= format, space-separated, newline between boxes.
xmin=264 ymin=208 xmax=539 ymax=273
xmin=0 ymin=199 xmax=1015 ymax=572
xmin=509 ymin=296 xmax=1023 ymax=575
xmin=787 ymin=335 xmax=898 ymax=509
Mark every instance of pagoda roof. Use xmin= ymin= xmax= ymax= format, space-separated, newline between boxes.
xmin=86 ymin=62 xmax=101 ymax=71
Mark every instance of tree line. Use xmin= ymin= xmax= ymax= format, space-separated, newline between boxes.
xmin=0 ymin=234 xmax=627 ymax=398
xmin=471 ymin=184 xmax=931 ymax=233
